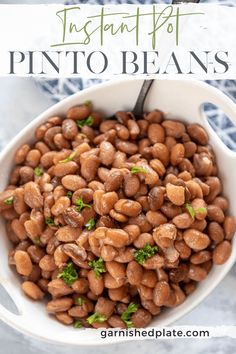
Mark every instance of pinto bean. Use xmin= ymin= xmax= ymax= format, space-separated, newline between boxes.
xmin=187 ymin=124 xmax=208 ymax=145
xmin=166 ymin=183 xmax=185 ymax=206
xmin=126 ymin=261 xmax=143 ymax=285
xmin=62 ymin=119 xmax=78 ymax=140
xmin=56 ymin=226 xmax=81 ymax=242
xmin=208 ymin=222 xmax=224 ymax=244
xmin=93 ymin=227 xmax=129 ymax=248
xmin=188 ymin=264 xmax=207 ymax=281
xmin=104 ymin=170 xmax=123 ymax=192
xmin=148 ymin=123 xmax=165 ymax=144
xmin=47 ymin=298 xmax=73 ymax=313
xmin=173 ymin=213 xmax=193 ymax=229
xmin=183 ymin=229 xmax=210 ymax=250
xmin=124 ymin=174 xmax=140 ymax=197
xmin=153 ymin=281 xmax=170 ymax=306
xmin=95 ymin=297 xmax=115 ymax=318
xmin=212 ymin=241 xmax=231 ymax=265
xmin=87 ymin=270 xmax=104 ymax=295
xmin=24 ymin=182 xmax=43 ymax=209
xmin=14 ymin=250 xmax=33 ymax=276
xmin=67 ymin=104 xmax=91 ymax=120
xmin=15 ymin=144 xmax=30 ymax=164
xmin=170 ymin=144 xmax=185 ymax=166
xmin=153 ymin=223 xmax=177 ymax=248
xmin=22 ymin=281 xmax=44 ymax=300
xmin=224 ymin=216 xmax=236 ymax=240
xmin=99 ymin=141 xmax=116 ymax=166
xmin=207 ymin=205 xmax=225 ymax=223
xmin=114 ymin=199 xmax=142 ymax=217
xmin=148 ymin=187 xmax=164 ymax=211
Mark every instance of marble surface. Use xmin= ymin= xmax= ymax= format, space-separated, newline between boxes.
xmin=0 ymin=76 xmax=236 ymax=354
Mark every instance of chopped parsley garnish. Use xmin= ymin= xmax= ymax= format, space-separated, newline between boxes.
xmin=57 ymin=262 xmax=78 ymax=286
xmin=184 ymin=203 xmax=207 ymax=219
xmin=87 ymin=312 xmax=107 ymax=325
xmin=134 ymin=243 xmax=158 ymax=265
xmin=45 ymin=217 xmax=55 ymax=226
xmin=131 ymin=166 xmax=148 ymax=174
xmin=75 ymin=297 xmax=86 ymax=306
xmin=85 ymin=218 xmax=96 ymax=231
xmin=34 ymin=166 xmax=43 ymax=177
xmin=32 ymin=237 xmax=41 ymax=245
xmin=74 ymin=320 xmax=82 ymax=328
xmin=84 ymin=100 xmax=92 ymax=107
xmin=4 ymin=196 xmax=14 ymax=205
xmin=88 ymin=257 xmax=106 ymax=278
xmin=75 ymin=197 xmax=92 ymax=212
xmin=59 ymin=151 xmax=77 ymax=164
xmin=121 ymin=303 xmax=138 ymax=328
xmin=67 ymin=191 xmax=73 ymax=199
xmin=76 ymin=116 xmax=94 ymax=128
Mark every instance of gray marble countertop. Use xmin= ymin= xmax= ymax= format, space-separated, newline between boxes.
xmin=0 ymin=77 xmax=236 ymax=354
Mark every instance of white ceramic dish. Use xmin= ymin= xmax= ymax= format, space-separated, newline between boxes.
xmin=0 ymin=79 xmax=236 ymax=345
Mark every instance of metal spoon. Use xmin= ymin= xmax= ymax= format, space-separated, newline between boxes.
xmin=132 ymin=0 xmax=200 ymax=118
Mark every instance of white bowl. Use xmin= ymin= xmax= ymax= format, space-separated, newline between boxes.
xmin=0 ymin=79 xmax=236 ymax=345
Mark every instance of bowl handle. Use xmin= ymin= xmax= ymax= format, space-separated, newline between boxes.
xmin=193 ymin=82 xmax=236 ymax=154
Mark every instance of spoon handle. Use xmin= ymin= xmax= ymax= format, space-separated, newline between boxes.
xmin=132 ymin=0 xmax=200 ymax=118
xmin=132 ymin=79 xmax=154 ymax=118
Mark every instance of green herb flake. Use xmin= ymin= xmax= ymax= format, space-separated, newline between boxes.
xmin=67 ymin=191 xmax=73 ymax=199
xmin=75 ymin=297 xmax=85 ymax=306
xmin=87 ymin=312 xmax=107 ymax=325
xmin=45 ymin=217 xmax=55 ymax=226
xmin=33 ymin=237 xmax=41 ymax=245
xmin=184 ymin=203 xmax=196 ymax=219
xmin=59 ymin=151 xmax=77 ymax=164
xmin=4 ymin=196 xmax=14 ymax=205
xmin=121 ymin=303 xmax=138 ymax=328
xmin=88 ymin=257 xmax=106 ymax=278
xmin=84 ymin=100 xmax=92 ymax=107
xmin=134 ymin=243 xmax=158 ymax=265
xmin=195 ymin=207 xmax=207 ymax=213
xmin=75 ymin=197 xmax=92 ymax=212
xmin=85 ymin=218 xmax=96 ymax=231
xmin=57 ymin=262 xmax=78 ymax=286
xmin=76 ymin=116 xmax=94 ymax=128
xmin=131 ymin=166 xmax=148 ymax=174
xmin=74 ymin=320 xmax=82 ymax=328
xmin=34 ymin=167 xmax=43 ymax=177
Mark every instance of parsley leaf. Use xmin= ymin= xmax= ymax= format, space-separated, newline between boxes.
xmin=88 ymin=257 xmax=106 ymax=278
xmin=131 ymin=166 xmax=148 ymax=174
xmin=74 ymin=320 xmax=82 ymax=328
xmin=34 ymin=166 xmax=43 ymax=177
xmin=196 ymin=207 xmax=207 ymax=213
xmin=121 ymin=303 xmax=138 ymax=328
xmin=45 ymin=217 xmax=55 ymax=226
xmin=76 ymin=116 xmax=94 ymax=128
xmin=59 ymin=151 xmax=77 ymax=164
xmin=75 ymin=297 xmax=85 ymax=306
xmin=84 ymin=100 xmax=92 ymax=107
xmin=85 ymin=218 xmax=96 ymax=231
xmin=4 ymin=196 xmax=14 ymax=205
xmin=67 ymin=191 xmax=73 ymax=199
xmin=87 ymin=312 xmax=107 ymax=325
xmin=134 ymin=243 xmax=158 ymax=265
xmin=184 ymin=203 xmax=207 ymax=219
xmin=184 ymin=203 xmax=195 ymax=219
xmin=75 ymin=197 xmax=92 ymax=212
xmin=57 ymin=262 xmax=78 ymax=286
